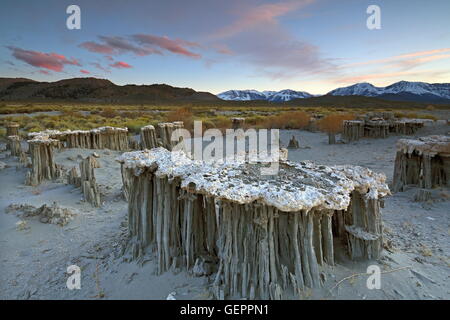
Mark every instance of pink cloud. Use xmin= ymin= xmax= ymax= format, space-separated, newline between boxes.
xmin=132 ymin=34 xmax=201 ymax=58
xmin=79 ymin=36 xmax=160 ymax=57
xmin=212 ymin=44 xmax=233 ymax=55
xmin=342 ymin=48 xmax=450 ymax=68
xmin=8 ymin=46 xmax=80 ymax=72
xmin=80 ymin=69 xmax=90 ymax=74
xmin=392 ymin=53 xmax=450 ymax=70
xmin=99 ymin=36 xmax=160 ymax=56
xmin=211 ymin=0 xmax=314 ymax=39
xmin=79 ymin=41 xmax=115 ymax=54
xmin=338 ymin=71 xmax=420 ymax=83
xmin=39 ymin=70 xmax=51 ymax=75
xmin=110 ymin=61 xmax=132 ymax=69
xmin=201 ymin=0 xmax=329 ymax=79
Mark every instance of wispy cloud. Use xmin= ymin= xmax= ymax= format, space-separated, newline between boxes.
xmin=211 ymin=0 xmax=314 ymax=39
xmin=79 ymin=41 xmax=115 ymax=55
xmin=342 ymin=48 xmax=450 ymax=68
xmin=80 ymin=69 xmax=90 ymax=74
xmin=99 ymin=36 xmax=159 ymax=56
xmin=79 ymin=36 xmax=160 ymax=57
xmin=393 ymin=53 xmax=450 ymax=71
xmin=336 ymin=69 xmax=450 ymax=84
xmin=110 ymin=61 xmax=132 ymax=69
xmin=80 ymin=34 xmax=201 ymax=59
xmin=205 ymin=0 xmax=333 ymax=79
xmin=334 ymin=48 xmax=450 ymax=85
xmin=132 ymin=34 xmax=201 ymax=58
xmin=7 ymin=46 xmax=80 ymax=72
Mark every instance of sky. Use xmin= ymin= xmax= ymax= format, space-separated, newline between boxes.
xmin=1 ymin=0 xmax=449 ymax=95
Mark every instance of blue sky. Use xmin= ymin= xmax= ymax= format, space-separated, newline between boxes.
xmin=1 ymin=0 xmax=449 ymax=94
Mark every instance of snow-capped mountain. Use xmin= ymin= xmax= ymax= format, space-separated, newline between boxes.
xmin=217 ymin=90 xmax=268 ymax=101
xmin=328 ymin=81 xmax=450 ymax=102
xmin=217 ymin=81 xmax=450 ymax=103
xmin=327 ymin=82 xmax=382 ymax=97
xmin=217 ymin=89 xmax=313 ymax=102
xmin=268 ymin=89 xmax=314 ymax=102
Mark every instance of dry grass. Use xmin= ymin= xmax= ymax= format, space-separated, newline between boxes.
xmin=166 ymin=107 xmax=193 ymax=129
xmin=261 ymin=111 xmax=311 ymax=129
xmin=0 ymin=101 xmax=445 ymax=138
xmin=317 ymin=113 xmax=356 ymax=133
xmin=393 ymin=111 xmax=438 ymax=120
xmin=98 ymin=107 xmax=120 ymax=118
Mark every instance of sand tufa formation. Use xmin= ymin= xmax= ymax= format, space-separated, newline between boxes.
xmin=117 ymin=148 xmax=390 ymax=299
xmin=393 ymin=135 xmax=450 ymax=191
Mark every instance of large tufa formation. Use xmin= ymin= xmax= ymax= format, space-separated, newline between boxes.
xmin=140 ymin=122 xmax=185 ymax=151
xmin=25 ymin=135 xmax=63 ymax=186
xmin=7 ymin=135 xmax=22 ymax=157
xmin=342 ymin=115 xmax=426 ymax=142
xmin=364 ymin=119 xmax=390 ymax=139
xmin=117 ymin=148 xmax=389 ymax=299
xmin=78 ymin=156 xmax=102 ymax=207
xmin=342 ymin=120 xmax=365 ymax=142
xmin=390 ymin=119 xmax=427 ymax=135
xmin=156 ymin=121 xmax=184 ymax=150
xmin=28 ymin=126 xmax=129 ymax=151
xmin=140 ymin=125 xmax=158 ymax=149
xmin=392 ymin=135 xmax=450 ymax=192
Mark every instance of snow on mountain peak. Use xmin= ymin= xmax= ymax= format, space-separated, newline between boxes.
xmin=217 ymin=81 xmax=450 ymax=103
xmin=328 ymin=81 xmax=450 ymax=100
xmin=217 ymin=89 xmax=313 ymax=101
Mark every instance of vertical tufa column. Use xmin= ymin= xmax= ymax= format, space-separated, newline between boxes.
xmin=6 ymin=122 xmax=19 ymax=137
xmin=26 ymin=136 xmax=62 ymax=186
xmin=7 ymin=135 xmax=21 ymax=157
xmin=140 ymin=125 xmax=158 ymax=149
xmin=5 ymin=123 xmax=20 ymax=150
xmin=79 ymin=156 xmax=102 ymax=207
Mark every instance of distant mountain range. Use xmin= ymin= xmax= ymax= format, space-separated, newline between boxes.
xmin=0 ymin=78 xmax=448 ymax=104
xmin=218 ymin=81 xmax=450 ymax=103
xmin=217 ymin=89 xmax=314 ymax=102
xmin=0 ymin=77 xmax=219 ymax=103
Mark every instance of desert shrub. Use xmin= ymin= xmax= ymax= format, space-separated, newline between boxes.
xmin=121 ymin=111 xmax=146 ymax=119
xmin=211 ymin=115 xmax=233 ymax=131
xmin=166 ymin=107 xmax=193 ymax=129
xmin=62 ymin=109 xmax=82 ymax=117
xmin=202 ymin=120 xmax=216 ymax=131
xmin=317 ymin=113 xmax=355 ymax=134
xmin=99 ymin=107 xmax=120 ymax=118
xmin=263 ymin=111 xmax=311 ymax=129
xmin=124 ymin=118 xmax=151 ymax=134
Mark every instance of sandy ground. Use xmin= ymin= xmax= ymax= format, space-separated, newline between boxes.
xmin=0 ymin=122 xmax=449 ymax=300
